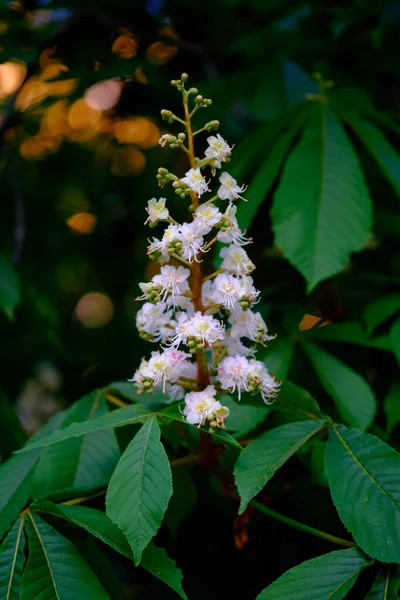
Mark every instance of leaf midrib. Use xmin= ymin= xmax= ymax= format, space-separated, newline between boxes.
xmin=136 ymin=416 xmax=156 ymax=549
xmin=6 ymin=518 xmax=24 ymax=600
xmin=27 ymin=513 xmax=61 ymax=600
xmin=331 ymin=424 xmax=400 ymax=513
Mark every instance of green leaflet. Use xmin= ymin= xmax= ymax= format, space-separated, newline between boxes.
xmin=235 ymin=419 xmax=326 ymax=513
xmin=256 ymin=548 xmax=372 ymax=600
xmin=303 ymin=341 xmax=376 ymax=431
xmin=365 ymin=567 xmax=400 ymax=600
xmin=390 ymin=317 xmax=400 ymax=365
xmin=363 ymin=294 xmax=400 ymax=336
xmin=235 ymin=107 xmax=307 ymax=231
xmin=345 ymin=114 xmax=400 ymax=200
xmin=106 ymin=416 xmax=172 ymax=565
xmin=34 ymin=502 xmax=188 ymax=599
xmin=32 ymin=390 xmax=120 ymax=499
xmin=326 ymin=424 xmax=400 ymax=563
xmin=223 ymin=395 xmax=270 ymax=439
xmin=21 ymin=512 xmax=109 ymax=600
xmin=303 ymin=321 xmax=392 ymax=350
xmin=274 ymin=380 xmax=322 ymax=421
xmin=165 ymin=468 xmax=198 ymax=537
xmin=18 ymin=403 xmax=150 ymax=452
xmin=271 ymin=102 xmax=372 ymax=291
xmin=0 ymin=518 xmax=26 ymax=600
xmin=0 ymin=256 xmax=21 ymax=320
xmin=0 ymin=411 xmax=68 ymax=539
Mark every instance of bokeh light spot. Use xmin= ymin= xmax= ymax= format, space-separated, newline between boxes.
xmin=0 ymin=61 xmax=27 ymax=96
xmin=66 ymin=212 xmax=97 ymax=234
xmin=114 ymin=116 xmax=159 ymax=148
xmin=68 ymin=98 xmax=102 ymax=130
xmin=75 ymin=292 xmax=114 ymax=328
xmin=111 ymin=146 xmax=146 ymax=177
xmin=112 ymin=33 xmax=138 ymax=58
xmin=84 ymin=79 xmax=122 ymax=111
xmin=146 ymin=41 xmax=178 ymax=65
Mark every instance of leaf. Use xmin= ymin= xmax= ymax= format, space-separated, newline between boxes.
xmin=33 ymin=502 xmax=132 ymax=558
xmin=275 ymin=380 xmax=322 ymax=420
xmin=365 ymin=567 xmax=400 ymax=600
xmin=304 ymin=321 xmax=392 ymax=350
xmin=235 ymin=108 xmax=307 ymax=231
xmin=390 ymin=317 xmax=400 ymax=365
xmin=0 ymin=256 xmax=21 ymax=320
xmin=262 ymin=336 xmax=295 ymax=378
xmin=326 ymin=424 xmax=400 ymax=562
xmin=363 ymin=294 xmax=400 ymax=336
xmin=32 ymin=390 xmax=120 ymax=499
xmin=0 ymin=411 xmax=68 ymax=539
xmin=18 ymin=404 xmax=150 ymax=453
xmin=303 ymin=341 xmax=376 ymax=431
xmin=345 ymin=115 xmax=400 ymax=200
xmin=106 ymin=416 xmax=172 ymax=565
xmin=255 ymin=547 xmax=372 ymax=600
xmin=21 ymin=511 xmax=109 ymax=600
xmin=271 ymin=102 xmax=372 ymax=291
xmin=235 ymin=419 xmax=326 ymax=513
xmin=35 ymin=502 xmax=188 ymax=599
xmin=384 ymin=381 xmax=400 ymax=436
xmin=223 ymin=395 xmax=270 ymax=438
xmin=74 ymin=538 xmax=122 ymax=600
xmin=0 ymin=518 xmax=25 ymax=600
xmin=141 ymin=543 xmax=188 ymax=600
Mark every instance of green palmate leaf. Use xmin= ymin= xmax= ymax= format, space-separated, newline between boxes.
xmin=0 ymin=518 xmax=25 ymax=600
xmin=141 ymin=543 xmax=188 ymax=600
xmin=21 ymin=511 xmax=109 ymax=600
xmin=32 ymin=390 xmax=120 ymax=499
xmin=365 ymin=567 xmax=400 ymax=600
xmin=345 ymin=115 xmax=400 ymax=200
xmin=304 ymin=321 xmax=392 ymax=351
xmin=235 ymin=419 xmax=326 ymax=513
xmin=274 ymin=380 xmax=322 ymax=420
xmin=106 ymin=416 xmax=172 ymax=565
xmin=326 ymin=424 xmax=400 ymax=562
xmin=0 ymin=256 xmax=21 ymax=320
xmin=384 ymin=381 xmax=400 ymax=436
xmin=303 ymin=342 xmax=376 ymax=431
xmin=256 ymin=547 xmax=372 ymax=600
xmin=363 ymin=294 xmax=400 ymax=336
xmin=262 ymin=336 xmax=295 ymax=379
xmin=74 ymin=538 xmax=122 ymax=600
xmin=223 ymin=395 xmax=270 ymax=438
xmin=0 ymin=411 xmax=68 ymax=539
xmin=235 ymin=108 xmax=307 ymax=231
xmin=390 ymin=317 xmax=400 ymax=365
xmin=271 ymin=102 xmax=372 ymax=291
xmin=18 ymin=404 xmax=150 ymax=453
xmin=35 ymin=502 xmax=187 ymax=599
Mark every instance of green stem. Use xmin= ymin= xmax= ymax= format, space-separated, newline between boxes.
xmin=250 ymin=499 xmax=355 ymax=548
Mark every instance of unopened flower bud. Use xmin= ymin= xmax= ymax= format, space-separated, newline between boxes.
xmin=188 ymin=87 xmax=198 ymax=95
xmin=195 ymin=95 xmax=203 ymax=104
xmin=181 ymin=73 xmax=188 ymax=82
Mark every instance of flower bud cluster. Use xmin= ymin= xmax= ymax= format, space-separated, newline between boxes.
xmin=130 ymin=74 xmax=280 ymax=430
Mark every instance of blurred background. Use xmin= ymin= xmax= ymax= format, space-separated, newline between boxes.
xmin=1 ymin=0 xmax=400 ymax=598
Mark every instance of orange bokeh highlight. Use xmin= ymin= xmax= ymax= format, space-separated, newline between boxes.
xmin=114 ymin=116 xmax=159 ymax=148
xmin=75 ymin=292 xmax=114 ymax=328
xmin=111 ymin=146 xmax=146 ymax=177
xmin=0 ymin=61 xmax=27 ymax=96
xmin=66 ymin=212 xmax=97 ymax=235
xmin=112 ymin=33 xmax=138 ymax=58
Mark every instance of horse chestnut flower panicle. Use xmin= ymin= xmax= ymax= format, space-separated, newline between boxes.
xmin=130 ymin=74 xmax=280 ymax=431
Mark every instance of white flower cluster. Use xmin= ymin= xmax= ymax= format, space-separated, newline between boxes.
xmin=130 ymin=76 xmax=280 ymax=430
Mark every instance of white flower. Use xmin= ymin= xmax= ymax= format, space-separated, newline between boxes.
xmin=217 ymin=204 xmax=251 ymax=246
xmin=211 ymin=273 xmax=245 ymax=309
xmin=181 ymin=168 xmax=209 ymax=196
xmin=147 ymin=237 xmax=169 ymax=263
xmin=183 ymin=385 xmax=229 ymax=428
xmin=152 ymin=265 xmax=191 ymax=302
xmin=136 ymin=302 xmax=173 ymax=341
xmin=239 ymin=276 xmax=260 ymax=306
xmin=220 ymin=245 xmax=255 ymax=276
xmin=159 ymin=133 xmax=175 ymax=147
xmin=228 ymin=307 xmax=274 ymax=344
xmin=167 ymin=312 xmax=193 ymax=348
xmin=149 ymin=224 xmax=180 ymax=259
xmin=247 ymin=359 xmax=280 ymax=404
xmin=193 ymin=204 xmax=221 ymax=236
xmin=205 ymin=134 xmax=232 ymax=163
xmin=178 ymin=223 xmax=205 ymax=263
xmin=189 ymin=312 xmax=225 ymax=345
xmin=218 ymin=172 xmax=247 ymax=202
xmin=164 ymin=383 xmax=185 ymax=401
xmin=218 ymin=355 xmax=251 ymax=399
xmin=131 ymin=348 xmax=192 ymax=392
xmin=145 ymin=198 xmax=169 ymax=225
